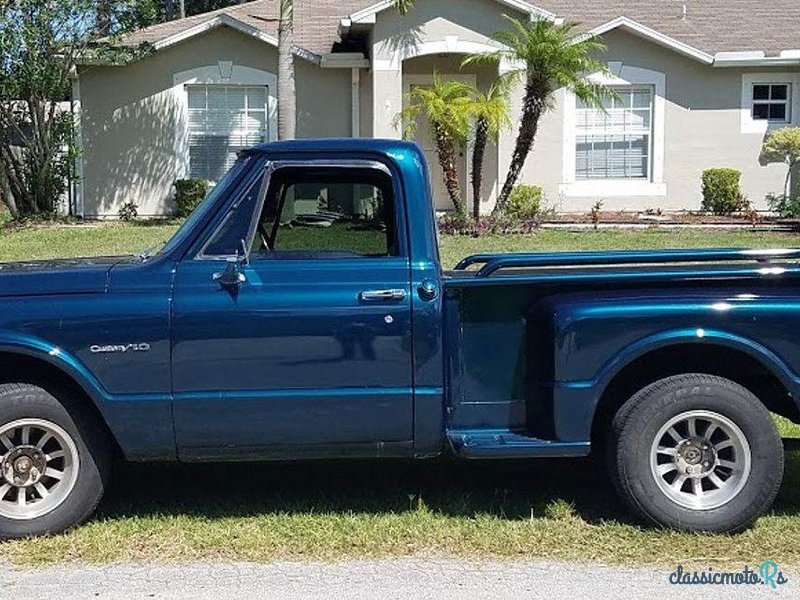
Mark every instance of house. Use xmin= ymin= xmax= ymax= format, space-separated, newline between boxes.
xmin=73 ymin=0 xmax=800 ymax=217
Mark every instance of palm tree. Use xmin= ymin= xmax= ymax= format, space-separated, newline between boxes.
xmin=277 ymin=0 xmax=295 ymax=139
xmin=466 ymin=17 xmax=610 ymax=214
xmin=399 ymin=74 xmax=473 ymax=214
xmin=393 ymin=0 xmax=415 ymax=15
xmin=465 ymin=78 xmax=512 ymax=219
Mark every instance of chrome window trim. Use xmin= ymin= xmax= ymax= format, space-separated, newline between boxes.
xmin=195 ymin=159 xmax=394 ymax=261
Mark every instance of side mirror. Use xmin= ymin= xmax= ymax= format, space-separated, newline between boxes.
xmin=213 ymin=256 xmax=246 ymax=289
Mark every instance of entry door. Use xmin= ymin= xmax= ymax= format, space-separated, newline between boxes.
xmin=171 ymin=161 xmax=414 ymax=459
xmin=405 ymin=74 xmax=475 ymax=212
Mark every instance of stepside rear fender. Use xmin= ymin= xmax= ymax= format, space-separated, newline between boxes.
xmin=538 ymin=292 xmax=800 ymax=441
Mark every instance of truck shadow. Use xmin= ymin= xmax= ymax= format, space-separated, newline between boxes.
xmin=97 ymin=449 xmax=800 ymax=525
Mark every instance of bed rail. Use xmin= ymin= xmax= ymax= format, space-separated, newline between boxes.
xmin=452 ymin=248 xmax=800 ymax=278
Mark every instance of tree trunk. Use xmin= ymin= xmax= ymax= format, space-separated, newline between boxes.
xmin=494 ymin=76 xmax=547 ymax=214
xmin=277 ymin=0 xmax=296 ymax=140
xmin=471 ymin=117 xmax=488 ymax=220
xmin=0 ymin=159 xmax=19 ymax=219
xmin=96 ymin=0 xmax=111 ymax=36
xmin=432 ymin=122 xmax=464 ymax=214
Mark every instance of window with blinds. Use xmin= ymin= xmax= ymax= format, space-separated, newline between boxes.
xmin=187 ymin=85 xmax=268 ymax=181
xmin=575 ymin=87 xmax=653 ymax=180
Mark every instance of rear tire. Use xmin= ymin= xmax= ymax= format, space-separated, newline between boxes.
xmin=608 ymin=374 xmax=783 ymax=533
xmin=0 ymin=384 xmax=112 ymax=539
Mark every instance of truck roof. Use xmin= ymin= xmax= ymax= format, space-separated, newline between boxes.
xmin=250 ymin=138 xmax=424 ymax=158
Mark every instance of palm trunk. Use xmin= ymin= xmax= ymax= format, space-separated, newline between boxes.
xmin=433 ymin=122 xmax=464 ymax=214
xmin=494 ymin=76 xmax=547 ymax=214
xmin=472 ymin=117 xmax=488 ymax=219
xmin=277 ymin=0 xmax=296 ymax=140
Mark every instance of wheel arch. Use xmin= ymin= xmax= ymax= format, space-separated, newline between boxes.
xmin=590 ymin=331 xmax=800 ymax=449
xmin=0 ymin=344 xmax=122 ymax=459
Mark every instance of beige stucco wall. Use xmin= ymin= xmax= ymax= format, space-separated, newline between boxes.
xmin=79 ymin=26 xmax=352 ymax=217
xmin=518 ymin=29 xmax=798 ymax=213
xmin=79 ymin=12 xmax=799 ymax=218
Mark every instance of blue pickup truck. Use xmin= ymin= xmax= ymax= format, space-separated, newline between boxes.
xmin=0 ymin=138 xmax=796 ymax=538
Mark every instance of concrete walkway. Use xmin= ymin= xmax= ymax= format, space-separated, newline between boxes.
xmin=0 ymin=559 xmax=792 ymax=599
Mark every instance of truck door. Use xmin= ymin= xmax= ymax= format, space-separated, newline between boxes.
xmin=170 ymin=160 xmax=414 ymax=459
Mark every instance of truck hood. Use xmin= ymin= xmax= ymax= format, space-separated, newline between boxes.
xmin=0 ymin=255 xmax=137 ymax=297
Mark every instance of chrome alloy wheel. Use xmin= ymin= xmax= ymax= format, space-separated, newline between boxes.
xmin=0 ymin=419 xmax=79 ymax=520
xmin=650 ymin=410 xmax=751 ymax=510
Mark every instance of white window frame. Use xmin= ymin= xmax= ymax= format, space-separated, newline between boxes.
xmin=561 ymin=63 xmax=667 ymax=197
xmin=185 ymin=84 xmax=269 ymax=181
xmin=575 ymin=87 xmax=653 ymax=181
xmin=740 ymin=73 xmax=800 ymax=134
xmin=750 ymin=83 xmax=791 ymax=123
xmin=173 ymin=63 xmax=277 ymax=182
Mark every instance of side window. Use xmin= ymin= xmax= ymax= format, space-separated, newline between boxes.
xmin=253 ymin=166 xmax=399 ymax=259
xmin=202 ymin=175 xmax=264 ymax=257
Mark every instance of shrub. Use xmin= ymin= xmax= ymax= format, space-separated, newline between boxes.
xmin=701 ymin=168 xmax=743 ymax=215
xmin=767 ymin=192 xmax=800 ymax=218
xmin=504 ymin=184 xmax=543 ymax=220
xmin=117 ymin=201 xmax=138 ymax=222
xmin=437 ymin=212 xmax=539 ymax=236
xmin=174 ymin=178 xmax=209 ymax=218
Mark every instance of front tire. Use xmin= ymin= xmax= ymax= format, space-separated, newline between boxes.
xmin=0 ymin=384 xmax=111 ymax=539
xmin=608 ymin=374 xmax=783 ymax=533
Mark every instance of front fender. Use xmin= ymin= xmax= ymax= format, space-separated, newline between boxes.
xmin=0 ymin=330 xmax=176 ymax=461
xmin=0 ymin=330 xmax=109 ymax=404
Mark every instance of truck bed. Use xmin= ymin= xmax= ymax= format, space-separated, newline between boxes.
xmin=441 ymin=247 xmax=800 ymax=456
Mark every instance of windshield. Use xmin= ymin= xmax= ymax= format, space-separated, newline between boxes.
xmin=146 ymin=157 xmax=253 ymax=259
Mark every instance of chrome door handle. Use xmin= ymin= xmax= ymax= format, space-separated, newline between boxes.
xmin=360 ymin=289 xmax=407 ymax=302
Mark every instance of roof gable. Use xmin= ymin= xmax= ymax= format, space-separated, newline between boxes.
xmin=96 ymin=0 xmax=800 ymax=66
xmin=346 ymin=0 xmax=556 ymax=25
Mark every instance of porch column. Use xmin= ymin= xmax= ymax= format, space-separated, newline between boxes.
xmin=372 ymin=63 xmax=403 ymax=139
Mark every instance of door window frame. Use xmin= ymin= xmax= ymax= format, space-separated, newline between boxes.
xmin=194 ymin=159 xmax=409 ymax=261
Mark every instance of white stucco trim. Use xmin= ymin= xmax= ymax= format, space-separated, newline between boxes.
xmin=346 ymin=0 xmax=556 ymax=26
xmin=70 ymin=76 xmax=85 ymax=218
xmin=560 ymin=64 xmax=667 ymax=198
xmin=715 ymin=51 xmax=800 ymax=68
xmin=152 ymin=14 xmax=320 ymax=64
xmin=172 ymin=63 xmax=278 ymax=180
xmin=583 ymin=17 xmax=714 ymax=65
xmin=373 ymin=38 xmax=506 ymax=72
xmin=739 ymin=73 xmax=800 ymax=134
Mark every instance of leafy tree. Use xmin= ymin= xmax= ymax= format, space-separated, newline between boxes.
xmin=399 ymin=74 xmax=473 ymax=214
xmin=762 ymin=127 xmax=800 ymax=200
xmin=0 ymin=0 xmax=153 ymax=218
xmin=0 ymin=1 xmax=96 ymax=218
xmin=466 ymin=17 xmax=610 ymax=214
xmin=465 ymin=78 xmax=512 ymax=218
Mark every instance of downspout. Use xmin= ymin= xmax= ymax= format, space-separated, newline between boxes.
xmin=351 ymin=67 xmax=361 ymax=137
xmin=69 ymin=69 xmax=85 ymax=219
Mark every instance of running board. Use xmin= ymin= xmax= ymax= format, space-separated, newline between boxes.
xmin=447 ymin=429 xmax=591 ymax=459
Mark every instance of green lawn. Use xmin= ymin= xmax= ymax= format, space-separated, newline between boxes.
xmin=2 ymin=222 xmax=800 ymax=567
xmin=1 ymin=221 xmax=799 ymax=268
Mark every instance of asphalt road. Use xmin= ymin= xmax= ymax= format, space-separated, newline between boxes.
xmin=0 ymin=559 xmax=793 ymax=599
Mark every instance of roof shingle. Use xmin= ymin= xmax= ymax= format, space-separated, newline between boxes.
xmin=112 ymin=0 xmax=800 ymax=58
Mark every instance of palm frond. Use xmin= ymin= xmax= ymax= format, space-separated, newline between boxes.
xmin=392 ymin=0 xmax=415 ymax=16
